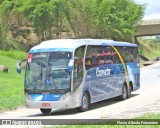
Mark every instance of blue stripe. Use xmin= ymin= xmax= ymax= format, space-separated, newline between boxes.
xmin=30 ymin=48 xmax=73 ymax=53
xmin=101 ymin=43 xmax=137 ymax=47
xmin=30 ymin=94 xmax=62 ymax=101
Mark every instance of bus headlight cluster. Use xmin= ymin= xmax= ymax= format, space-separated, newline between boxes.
xmin=59 ymin=93 xmax=70 ymax=101
xmin=25 ymin=93 xmax=32 ymax=100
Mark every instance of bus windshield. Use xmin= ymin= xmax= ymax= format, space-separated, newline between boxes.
xmin=25 ymin=52 xmax=72 ymax=94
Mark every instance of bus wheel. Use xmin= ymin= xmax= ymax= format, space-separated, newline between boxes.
xmin=77 ymin=93 xmax=89 ymax=112
xmin=127 ymin=84 xmax=132 ymax=98
xmin=118 ymin=85 xmax=127 ymax=101
xmin=40 ymin=108 xmax=51 ymax=114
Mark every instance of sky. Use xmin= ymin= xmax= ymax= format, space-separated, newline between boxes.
xmin=134 ymin=0 xmax=160 ymax=20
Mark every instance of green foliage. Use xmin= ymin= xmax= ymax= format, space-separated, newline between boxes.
xmin=0 ymin=55 xmax=25 ymax=111
xmin=0 ymin=50 xmax=27 ymax=60
xmin=63 ymin=0 xmax=98 ymax=38
xmin=0 ymin=0 xmax=22 ymax=50
xmin=0 ymin=0 xmax=14 ymax=16
xmin=18 ymin=0 xmax=58 ymax=41
xmin=137 ymin=113 xmax=160 ymax=119
xmin=96 ymin=0 xmax=144 ymax=41
xmin=0 ymin=21 xmax=7 ymax=49
xmin=0 ymin=0 xmax=144 ymax=50
xmin=138 ymin=38 xmax=160 ymax=60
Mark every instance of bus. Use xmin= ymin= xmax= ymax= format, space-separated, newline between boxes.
xmin=16 ymin=39 xmax=140 ymax=114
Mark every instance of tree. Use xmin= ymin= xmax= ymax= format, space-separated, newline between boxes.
xmin=95 ymin=0 xmax=144 ymax=41
xmin=62 ymin=0 xmax=98 ymax=38
xmin=18 ymin=0 xmax=54 ymax=41
xmin=0 ymin=0 xmax=145 ymax=49
xmin=0 ymin=0 xmax=15 ymax=50
xmin=4 ymin=0 xmax=145 ymax=41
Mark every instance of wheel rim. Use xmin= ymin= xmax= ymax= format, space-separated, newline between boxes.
xmin=82 ymin=95 xmax=88 ymax=108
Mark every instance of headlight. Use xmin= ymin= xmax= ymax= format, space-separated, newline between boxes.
xmin=59 ymin=92 xmax=70 ymax=101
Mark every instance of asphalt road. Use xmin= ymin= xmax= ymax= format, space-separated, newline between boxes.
xmin=0 ymin=61 xmax=160 ymax=120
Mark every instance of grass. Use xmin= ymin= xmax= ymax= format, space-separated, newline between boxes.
xmin=136 ymin=113 xmax=160 ymax=119
xmin=0 ymin=50 xmax=27 ymax=60
xmin=138 ymin=38 xmax=160 ymax=60
xmin=140 ymin=50 xmax=160 ymax=60
xmin=0 ymin=55 xmax=25 ymax=111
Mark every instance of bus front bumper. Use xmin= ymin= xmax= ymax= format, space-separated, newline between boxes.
xmin=25 ymin=99 xmax=73 ymax=109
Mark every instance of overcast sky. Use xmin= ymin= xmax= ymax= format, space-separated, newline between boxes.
xmin=134 ymin=0 xmax=160 ymax=20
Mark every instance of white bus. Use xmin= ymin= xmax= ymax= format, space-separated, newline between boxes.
xmin=17 ymin=39 xmax=140 ymax=114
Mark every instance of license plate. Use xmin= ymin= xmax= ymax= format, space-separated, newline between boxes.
xmin=42 ymin=103 xmax=50 ymax=107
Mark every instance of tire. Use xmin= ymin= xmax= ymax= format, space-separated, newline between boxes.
xmin=127 ymin=84 xmax=132 ymax=98
xmin=118 ymin=85 xmax=127 ymax=101
xmin=40 ymin=108 xmax=52 ymax=114
xmin=77 ymin=93 xmax=89 ymax=112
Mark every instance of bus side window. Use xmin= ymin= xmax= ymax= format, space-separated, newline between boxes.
xmin=124 ymin=47 xmax=135 ymax=63
xmin=114 ymin=47 xmax=123 ymax=64
xmin=129 ymin=47 xmax=136 ymax=62
xmin=113 ymin=54 xmax=119 ymax=64
xmin=133 ymin=47 xmax=139 ymax=62
xmin=85 ymin=46 xmax=96 ymax=70
xmin=85 ymin=46 xmax=115 ymax=70
xmin=122 ymin=47 xmax=127 ymax=63
xmin=122 ymin=47 xmax=132 ymax=63
xmin=106 ymin=46 xmax=116 ymax=64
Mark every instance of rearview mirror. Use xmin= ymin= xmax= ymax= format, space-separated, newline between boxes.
xmin=68 ymin=59 xmax=74 ymax=72
xmin=16 ymin=63 xmax=21 ymax=74
xmin=16 ymin=59 xmax=27 ymax=74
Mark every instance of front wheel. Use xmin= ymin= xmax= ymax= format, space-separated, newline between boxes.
xmin=118 ymin=85 xmax=127 ymax=101
xmin=77 ymin=93 xmax=89 ymax=112
xmin=40 ymin=108 xmax=52 ymax=114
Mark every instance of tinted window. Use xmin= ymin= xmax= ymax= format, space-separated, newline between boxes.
xmin=85 ymin=46 xmax=121 ymax=70
xmin=73 ymin=46 xmax=85 ymax=92
xmin=117 ymin=47 xmax=138 ymax=63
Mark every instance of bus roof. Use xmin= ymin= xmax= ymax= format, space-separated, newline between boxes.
xmin=30 ymin=39 xmax=137 ymax=53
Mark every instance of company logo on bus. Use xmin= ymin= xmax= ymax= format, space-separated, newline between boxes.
xmin=96 ymin=67 xmax=111 ymax=77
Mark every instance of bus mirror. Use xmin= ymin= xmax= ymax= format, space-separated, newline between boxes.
xmin=68 ymin=59 xmax=74 ymax=72
xmin=74 ymin=57 xmax=78 ymax=60
xmin=16 ymin=63 xmax=21 ymax=74
xmin=16 ymin=59 xmax=27 ymax=74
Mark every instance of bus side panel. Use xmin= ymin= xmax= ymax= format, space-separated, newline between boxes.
xmin=84 ymin=64 xmax=126 ymax=104
xmin=127 ymin=62 xmax=140 ymax=91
